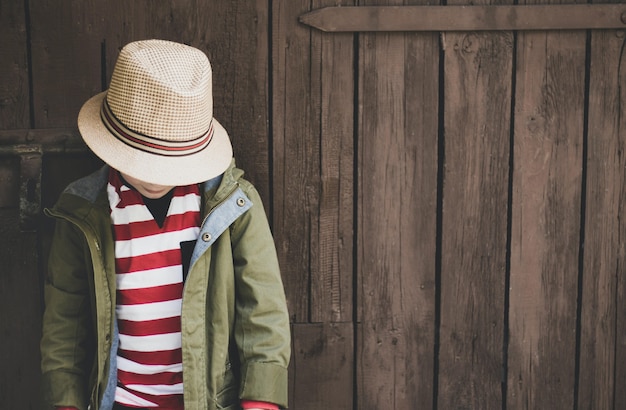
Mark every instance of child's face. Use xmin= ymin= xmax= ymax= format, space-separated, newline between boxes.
xmin=121 ymin=172 xmax=175 ymax=199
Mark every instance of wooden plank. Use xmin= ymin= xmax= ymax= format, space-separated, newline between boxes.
xmin=578 ymin=18 xmax=626 ymax=409
xmin=507 ymin=13 xmax=586 ymax=410
xmin=289 ymin=323 xmax=353 ymax=409
xmin=0 ymin=157 xmax=19 ymax=208
xmin=203 ymin=0 xmax=271 ymax=201
xmin=309 ymin=0 xmax=355 ymax=323
xmin=300 ymin=5 xmax=626 ymax=32
xmin=617 ymin=204 xmax=626 ymax=409
xmin=272 ymin=0 xmax=319 ymax=322
xmin=357 ymin=0 xmax=439 ymax=406
xmin=29 ymin=0 xmax=106 ymax=128
xmin=0 ymin=0 xmax=30 ymax=128
xmin=0 ymin=208 xmax=42 ymax=408
xmin=271 ymin=0 xmax=356 ymax=323
xmin=272 ymin=1 xmax=356 ymax=405
xmin=437 ymin=30 xmax=513 ymax=410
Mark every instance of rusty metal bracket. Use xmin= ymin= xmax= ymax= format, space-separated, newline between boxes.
xmin=19 ymin=147 xmax=42 ymax=232
xmin=0 ymin=129 xmax=90 ymax=232
xmin=0 ymin=145 xmax=43 ymax=232
xmin=0 ymin=131 xmax=92 ymax=232
xmin=299 ymin=4 xmax=626 ymax=32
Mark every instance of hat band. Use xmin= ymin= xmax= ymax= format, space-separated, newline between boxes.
xmin=100 ymin=99 xmax=213 ymax=157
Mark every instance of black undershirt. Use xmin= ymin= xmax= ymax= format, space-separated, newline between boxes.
xmin=142 ymin=190 xmax=174 ymax=228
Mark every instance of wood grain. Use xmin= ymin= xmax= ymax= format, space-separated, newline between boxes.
xmin=507 ymin=25 xmax=586 ymax=410
xmin=299 ymin=5 xmax=626 ymax=32
xmin=272 ymin=0 xmax=318 ymax=322
xmin=1 ymin=1 xmax=624 ymax=408
xmin=437 ymin=28 xmax=513 ymax=409
xmin=0 ymin=0 xmax=30 ymax=129
xmin=578 ymin=23 xmax=626 ymax=410
xmin=29 ymin=0 xmax=106 ymax=128
xmin=0 ymin=210 xmax=42 ymax=408
xmin=289 ymin=323 xmax=353 ymax=409
xmin=309 ymin=0 xmax=355 ymax=324
xmin=357 ymin=0 xmax=439 ymax=407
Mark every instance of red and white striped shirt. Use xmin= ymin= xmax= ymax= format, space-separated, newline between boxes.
xmin=108 ymin=170 xmax=201 ymax=409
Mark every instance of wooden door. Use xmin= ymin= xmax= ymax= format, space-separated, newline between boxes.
xmin=2 ymin=1 xmax=626 ymax=409
xmin=293 ymin=2 xmax=626 ymax=409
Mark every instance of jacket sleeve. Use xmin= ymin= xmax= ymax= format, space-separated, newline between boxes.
xmin=230 ymin=183 xmax=291 ymax=408
xmin=41 ymin=218 xmax=93 ymax=410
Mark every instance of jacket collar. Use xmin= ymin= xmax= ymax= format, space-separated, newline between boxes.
xmin=53 ymin=159 xmax=241 ymax=214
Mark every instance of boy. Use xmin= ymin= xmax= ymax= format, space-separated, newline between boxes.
xmin=40 ymin=39 xmax=291 ymax=410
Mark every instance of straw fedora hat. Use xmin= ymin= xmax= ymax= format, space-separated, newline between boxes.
xmin=78 ymin=39 xmax=233 ymax=186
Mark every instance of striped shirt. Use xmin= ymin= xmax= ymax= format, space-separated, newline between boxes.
xmin=108 ymin=170 xmax=201 ymax=409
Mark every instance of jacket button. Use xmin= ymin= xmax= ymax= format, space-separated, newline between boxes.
xmin=237 ymin=197 xmax=246 ymax=207
xmin=202 ymin=232 xmax=212 ymax=242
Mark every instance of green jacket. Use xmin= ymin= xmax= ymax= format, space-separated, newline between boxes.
xmin=41 ymin=161 xmax=291 ymax=410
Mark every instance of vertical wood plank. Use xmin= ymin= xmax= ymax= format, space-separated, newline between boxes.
xmin=0 ymin=0 xmax=30 ymax=129
xmin=437 ymin=29 xmax=513 ymax=409
xmin=0 ymin=180 xmax=42 ymax=408
xmin=289 ymin=323 xmax=354 ymax=409
xmin=29 ymin=0 xmax=106 ymax=128
xmin=205 ymin=0 xmax=270 ymax=199
xmin=507 ymin=28 xmax=586 ymax=410
xmin=272 ymin=0 xmax=318 ymax=322
xmin=309 ymin=0 xmax=355 ymax=324
xmin=617 ymin=194 xmax=626 ymax=410
xmin=273 ymin=0 xmax=356 ymax=403
xmin=578 ymin=22 xmax=626 ymax=409
xmin=357 ymin=0 xmax=439 ymax=408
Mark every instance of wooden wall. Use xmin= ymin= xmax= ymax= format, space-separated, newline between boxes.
xmin=1 ymin=0 xmax=625 ymax=409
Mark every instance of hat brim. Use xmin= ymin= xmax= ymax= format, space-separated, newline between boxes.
xmin=77 ymin=91 xmax=233 ymax=186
